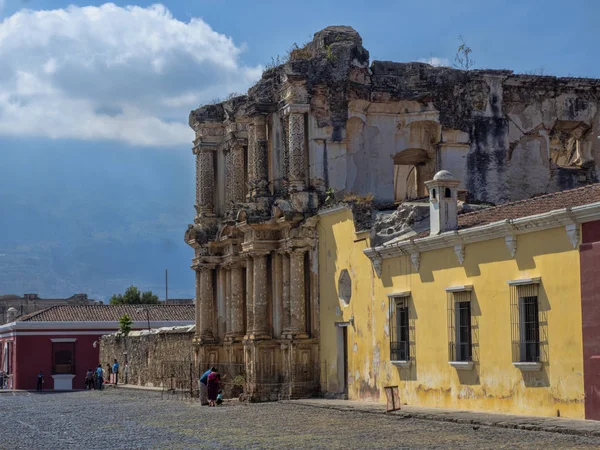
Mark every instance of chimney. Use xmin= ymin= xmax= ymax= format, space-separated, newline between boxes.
xmin=425 ymin=170 xmax=460 ymax=235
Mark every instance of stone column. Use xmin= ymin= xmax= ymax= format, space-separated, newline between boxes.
xmin=230 ymin=264 xmax=245 ymax=339
xmin=281 ymin=251 xmax=291 ymax=334
xmin=249 ymin=115 xmax=269 ymax=198
xmin=224 ymin=266 xmax=232 ymax=337
xmin=272 ymin=252 xmax=283 ymax=338
xmin=252 ymin=252 xmax=270 ymax=338
xmin=194 ymin=146 xmax=216 ymax=216
xmin=199 ymin=266 xmax=215 ymax=341
xmin=231 ymin=145 xmax=246 ymax=204
xmin=289 ymin=249 xmax=308 ymax=337
xmin=224 ymin=149 xmax=233 ymax=207
xmin=246 ymin=124 xmax=256 ymax=200
xmin=244 ymin=256 xmax=254 ymax=339
xmin=288 ymin=112 xmax=306 ymax=192
xmin=194 ymin=270 xmax=202 ymax=338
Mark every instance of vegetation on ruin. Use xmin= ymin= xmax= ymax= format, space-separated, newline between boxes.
xmin=118 ymin=314 xmax=133 ymax=337
xmin=109 ymin=285 xmax=159 ymax=305
xmin=453 ymin=35 xmax=475 ymax=71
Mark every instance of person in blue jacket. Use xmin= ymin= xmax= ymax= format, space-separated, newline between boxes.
xmin=199 ymin=367 xmax=214 ymax=406
xmin=112 ymin=359 xmax=120 ymax=386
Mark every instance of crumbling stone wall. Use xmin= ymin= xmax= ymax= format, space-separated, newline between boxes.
xmin=100 ymin=332 xmax=195 ymax=388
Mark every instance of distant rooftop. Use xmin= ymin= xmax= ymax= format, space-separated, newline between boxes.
xmin=16 ymin=305 xmax=195 ymax=322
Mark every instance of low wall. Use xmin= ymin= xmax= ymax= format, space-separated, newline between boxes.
xmin=100 ymin=330 xmax=195 ymax=389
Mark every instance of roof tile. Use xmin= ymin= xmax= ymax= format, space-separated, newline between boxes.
xmin=16 ymin=304 xmax=195 ymax=322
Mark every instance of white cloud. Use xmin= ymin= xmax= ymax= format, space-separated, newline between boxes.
xmin=417 ymin=56 xmax=450 ymax=67
xmin=0 ymin=3 xmax=262 ymax=146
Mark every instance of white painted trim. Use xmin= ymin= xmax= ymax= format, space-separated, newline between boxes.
xmin=51 ymin=374 xmax=76 ymax=379
xmin=317 ymin=204 xmax=351 ymax=217
xmin=50 ymin=338 xmax=77 ymax=343
xmin=449 ymin=361 xmax=474 ymax=370
xmin=364 ymin=202 xmax=600 ymax=261
xmin=387 ymin=291 xmax=411 ymax=299
xmin=507 ymin=277 xmax=541 ymax=286
xmin=391 ymin=360 xmax=411 ymax=368
xmin=513 ymin=362 xmax=542 ymax=372
xmin=0 ymin=331 xmax=116 ymax=339
xmin=445 ymin=285 xmax=473 ymax=293
xmin=0 ymin=320 xmax=194 ymax=335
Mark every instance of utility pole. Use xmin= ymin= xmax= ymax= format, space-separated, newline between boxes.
xmin=165 ymin=269 xmax=168 ymax=304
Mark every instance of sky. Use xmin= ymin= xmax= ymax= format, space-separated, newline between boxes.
xmin=0 ymin=0 xmax=598 ymax=302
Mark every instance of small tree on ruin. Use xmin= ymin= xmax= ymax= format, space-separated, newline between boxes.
xmin=118 ymin=314 xmax=133 ymax=337
xmin=453 ymin=35 xmax=475 ymax=71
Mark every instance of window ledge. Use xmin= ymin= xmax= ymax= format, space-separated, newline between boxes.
xmin=51 ymin=374 xmax=76 ymax=378
xmin=391 ymin=360 xmax=411 ymax=368
xmin=513 ymin=362 xmax=542 ymax=372
xmin=449 ymin=361 xmax=474 ymax=371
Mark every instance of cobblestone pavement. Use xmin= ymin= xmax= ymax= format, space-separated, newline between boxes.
xmin=2 ymin=390 xmax=600 ymax=449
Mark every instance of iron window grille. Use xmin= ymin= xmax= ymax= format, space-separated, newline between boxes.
xmin=447 ymin=290 xmax=478 ymax=362
xmin=510 ymin=283 xmax=547 ymax=363
xmin=389 ymin=295 xmax=414 ymax=362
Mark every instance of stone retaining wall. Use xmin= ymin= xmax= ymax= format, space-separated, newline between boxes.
xmin=100 ymin=331 xmax=195 ymax=388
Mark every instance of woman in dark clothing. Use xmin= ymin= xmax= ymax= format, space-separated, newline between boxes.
xmin=207 ymin=369 xmax=220 ymax=407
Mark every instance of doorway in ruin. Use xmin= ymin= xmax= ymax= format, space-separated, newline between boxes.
xmin=393 ymin=148 xmax=433 ymax=202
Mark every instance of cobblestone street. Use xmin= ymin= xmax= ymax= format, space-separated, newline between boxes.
xmin=2 ymin=390 xmax=600 ymax=449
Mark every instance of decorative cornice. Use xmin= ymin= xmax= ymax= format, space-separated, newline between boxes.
xmin=387 ymin=291 xmax=411 ymax=298
xmin=445 ymin=285 xmax=473 ymax=292
xmin=317 ymin=204 xmax=351 ymax=217
xmin=280 ymin=103 xmax=311 ymax=117
xmin=364 ymin=202 xmax=600 ymax=263
xmin=454 ymin=244 xmax=465 ymax=265
xmin=507 ymin=277 xmax=541 ymax=286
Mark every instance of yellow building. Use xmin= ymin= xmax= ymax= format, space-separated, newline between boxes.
xmin=319 ymin=171 xmax=600 ymax=419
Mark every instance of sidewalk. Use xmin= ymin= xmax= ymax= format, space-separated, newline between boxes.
xmin=286 ymin=399 xmax=600 ymax=438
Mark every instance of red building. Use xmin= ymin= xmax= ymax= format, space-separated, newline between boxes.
xmin=0 ymin=304 xmax=194 ymax=390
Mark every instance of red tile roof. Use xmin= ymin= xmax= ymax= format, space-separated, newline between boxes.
xmin=458 ymin=183 xmax=600 ymax=229
xmin=16 ymin=305 xmax=195 ymax=322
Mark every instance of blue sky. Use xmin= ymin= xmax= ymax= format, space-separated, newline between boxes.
xmin=0 ymin=0 xmax=598 ymax=301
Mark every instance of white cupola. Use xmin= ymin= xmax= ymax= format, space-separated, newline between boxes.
xmin=425 ymin=170 xmax=460 ymax=235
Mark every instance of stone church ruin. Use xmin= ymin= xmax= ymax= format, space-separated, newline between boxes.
xmin=183 ymin=25 xmax=600 ymax=400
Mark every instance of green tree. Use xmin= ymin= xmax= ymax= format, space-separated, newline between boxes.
xmin=109 ymin=285 xmax=159 ymax=305
xmin=118 ymin=314 xmax=133 ymax=337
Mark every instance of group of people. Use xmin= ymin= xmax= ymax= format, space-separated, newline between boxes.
xmin=198 ymin=367 xmax=223 ymax=406
xmin=85 ymin=359 xmax=120 ymax=390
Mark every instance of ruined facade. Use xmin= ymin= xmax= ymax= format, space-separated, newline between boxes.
xmin=185 ymin=25 xmax=600 ymax=401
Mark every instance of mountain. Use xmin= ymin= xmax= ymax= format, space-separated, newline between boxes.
xmin=0 ymin=137 xmax=196 ymax=302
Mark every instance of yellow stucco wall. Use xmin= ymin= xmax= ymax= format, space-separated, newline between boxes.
xmin=318 ymin=208 xmax=585 ymax=418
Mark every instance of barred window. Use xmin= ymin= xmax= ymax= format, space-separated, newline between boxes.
xmin=447 ymin=288 xmax=476 ymax=363
xmin=510 ymin=280 xmax=547 ymax=364
xmin=389 ymin=294 xmax=413 ymax=363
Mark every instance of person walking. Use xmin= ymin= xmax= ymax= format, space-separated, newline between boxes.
xmin=207 ymin=368 xmax=220 ymax=407
xmin=112 ymin=359 xmax=120 ymax=386
xmin=36 ymin=370 xmax=44 ymax=391
xmin=199 ymin=367 xmax=214 ymax=406
xmin=95 ymin=364 xmax=104 ymax=390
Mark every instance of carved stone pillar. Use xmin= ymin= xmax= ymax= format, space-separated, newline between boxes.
xmin=289 ymin=249 xmax=308 ymax=337
xmin=252 ymin=252 xmax=270 ymax=338
xmin=224 ymin=266 xmax=232 ymax=336
xmin=288 ymin=113 xmax=306 ymax=192
xmin=230 ymin=264 xmax=245 ymax=339
xmin=194 ymin=270 xmax=202 ymax=338
xmin=194 ymin=146 xmax=215 ymax=216
xmin=281 ymin=251 xmax=291 ymax=334
xmin=224 ymin=150 xmax=233 ymax=207
xmin=231 ymin=145 xmax=246 ymax=204
xmin=249 ymin=115 xmax=269 ymax=198
xmin=244 ymin=256 xmax=254 ymax=338
xmin=199 ymin=266 xmax=215 ymax=341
